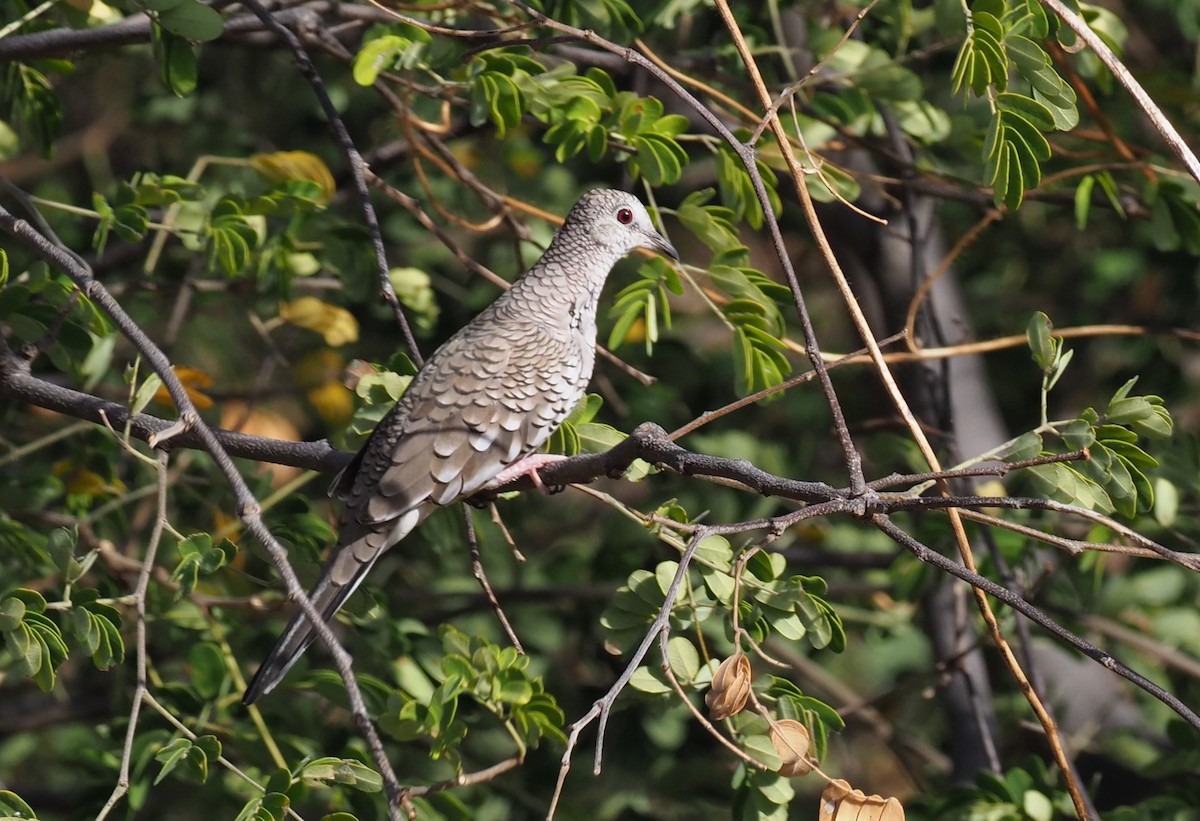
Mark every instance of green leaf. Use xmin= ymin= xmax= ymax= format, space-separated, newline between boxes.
xmin=470 ymin=64 xmax=529 ymax=138
xmin=152 ymin=25 xmax=199 ymax=97
xmin=1060 ymin=418 xmax=1095 ymax=450
xmin=8 ymin=589 xmax=47 ymax=613
xmin=999 ymin=431 xmax=1043 ymax=461
xmin=708 ymin=265 xmax=786 ymax=334
xmin=1154 ymin=478 xmax=1179 ymax=527
xmin=299 ymin=757 xmax=384 ymax=793
xmin=726 ymin=315 xmax=790 ymax=399
xmin=998 ymin=142 xmax=1025 ymax=209
xmin=65 ymin=598 xmax=124 ymax=670
xmin=0 ymin=597 xmax=25 ymax=632
xmin=1105 ymin=396 xmax=1154 ymax=426
xmin=0 ymin=790 xmax=38 ymax=820
xmin=695 ymin=534 xmax=733 ymax=572
xmin=1133 ymin=405 xmax=1173 ymax=438
xmin=742 ymin=734 xmax=784 ymax=771
xmin=1089 ymin=444 xmax=1135 ymax=516
xmin=1001 ymin=109 xmax=1052 ymax=161
xmin=715 ymin=147 xmax=780 ymax=229
xmin=353 ymin=30 xmax=429 ymax=85
xmin=46 ymin=527 xmax=77 ymax=576
xmin=891 ymin=99 xmax=953 ymax=143
xmin=1026 ymin=311 xmax=1056 ymax=371
xmin=606 ymin=296 xmax=643 ymax=349
xmin=1075 ymin=174 xmax=1096 ymax=229
xmin=666 ymin=636 xmax=700 ymax=682
xmin=3 ymin=63 xmax=64 ymax=155
xmin=629 ymin=133 xmax=686 ymax=186
xmin=628 ymin=666 xmax=672 ymax=694
xmin=494 ymin=670 xmax=534 ymax=705
xmin=157 ymin=0 xmax=224 ymax=41
xmin=789 ymin=587 xmax=835 ymax=649
xmin=770 ymin=612 xmax=808 ymax=642
xmin=206 ymin=201 xmax=258 ymax=275
xmin=1032 ymin=84 xmax=1079 ymax=130
xmin=170 ymin=533 xmax=233 ymax=597
xmin=154 ymin=738 xmax=193 ymax=785
xmin=676 ymin=192 xmax=745 ymax=256
xmin=996 ymin=92 xmax=1056 ymax=131
xmin=1094 ymin=170 xmax=1126 ymax=218
xmin=190 ymin=735 xmax=221 ymax=782
xmin=1023 ymin=789 xmax=1054 ymax=821
xmin=235 ymin=792 xmax=289 ymax=821
xmin=1103 ymin=439 xmax=1157 ymax=470
xmin=17 ymin=611 xmax=67 ymax=691
xmin=606 ymin=258 xmax=676 ymax=354
xmin=576 ymin=421 xmax=625 ymax=453
xmin=746 ymin=550 xmax=786 ymax=582
xmin=5 ymin=624 xmax=37 ymax=678
xmin=857 ymin=64 xmax=923 ymax=102
xmin=1005 ymin=34 xmax=1050 ymax=75
xmin=189 ymin=641 xmax=227 ymax=698
xmin=1028 ymin=462 xmax=1113 ymax=513
xmin=701 ymin=566 xmax=735 ymax=603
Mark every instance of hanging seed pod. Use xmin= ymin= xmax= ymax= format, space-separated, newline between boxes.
xmin=818 ymin=779 xmax=905 ymax=820
xmin=704 ymin=653 xmax=752 ymax=720
xmin=768 ymin=718 xmax=813 ymax=776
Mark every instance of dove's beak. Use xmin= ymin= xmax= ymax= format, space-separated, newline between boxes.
xmin=647 ymin=230 xmax=679 ymax=260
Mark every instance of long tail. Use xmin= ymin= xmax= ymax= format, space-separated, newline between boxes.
xmin=242 ymin=510 xmax=421 ymax=704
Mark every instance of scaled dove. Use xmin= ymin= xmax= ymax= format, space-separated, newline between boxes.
xmin=243 ymin=189 xmax=678 ymax=702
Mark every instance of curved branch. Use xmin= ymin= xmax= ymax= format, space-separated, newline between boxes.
xmin=873 ymin=515 xmax=1200 ymax=733
xmin=0 ymin=2 xmax=399 ymax=61
xmin=0 ymin=347 xmax=348 ymax=472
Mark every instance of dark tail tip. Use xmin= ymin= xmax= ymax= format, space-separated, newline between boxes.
xmin=241 ymin=665 xmax=272 ymax=705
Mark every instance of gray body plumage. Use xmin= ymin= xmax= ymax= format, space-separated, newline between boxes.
xmin=243 ymin=189 xmax=677 ymax=703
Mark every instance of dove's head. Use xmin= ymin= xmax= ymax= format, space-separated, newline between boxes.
xmin=564 ymin=189 xmax=679 ymax=262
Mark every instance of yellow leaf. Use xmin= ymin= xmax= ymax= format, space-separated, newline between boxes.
xmin=624 ymin=315 xmax=646 ymax=344
xmin=53 ymin=459 xmax=126 ymax=497
xmin=292 ymin=349 xmax=345 ymax=389
xmin=212 ymin=508 xmax=242 ymax=550
xmin=249 ymin=151 xmax=335 ymax=203
xmin=279 ymin=296 xmax=359 ymax=347
xmin=307 ymin=380 xmax=354 ymax=426
xmin=152 ymin=366 xmax=214 ymax=410
xmin=219 ymin=402 xmax=303 ymax=487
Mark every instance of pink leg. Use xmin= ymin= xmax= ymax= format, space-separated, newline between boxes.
xmin=488 ymin=453 xmax=567 ymax=494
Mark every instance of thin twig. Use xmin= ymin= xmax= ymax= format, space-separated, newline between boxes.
xmin=546 ymin=529 xmax=708 ymax=820
xmin=94 ymin=449 xmax=170 ymax=821
xmin=463 ymin=509 xmax=525 ymax=654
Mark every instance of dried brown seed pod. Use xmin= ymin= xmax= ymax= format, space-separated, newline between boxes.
xmin=704 ymin=652 xmax=752 ymax=720
xmin=818 ymin=779 xmax=905 ymax=820
xmin=768 ymin=718 xmax=813 ymax=776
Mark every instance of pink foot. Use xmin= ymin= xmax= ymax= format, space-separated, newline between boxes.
xmin=489 ymin=453 xmax=567 ymax=494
